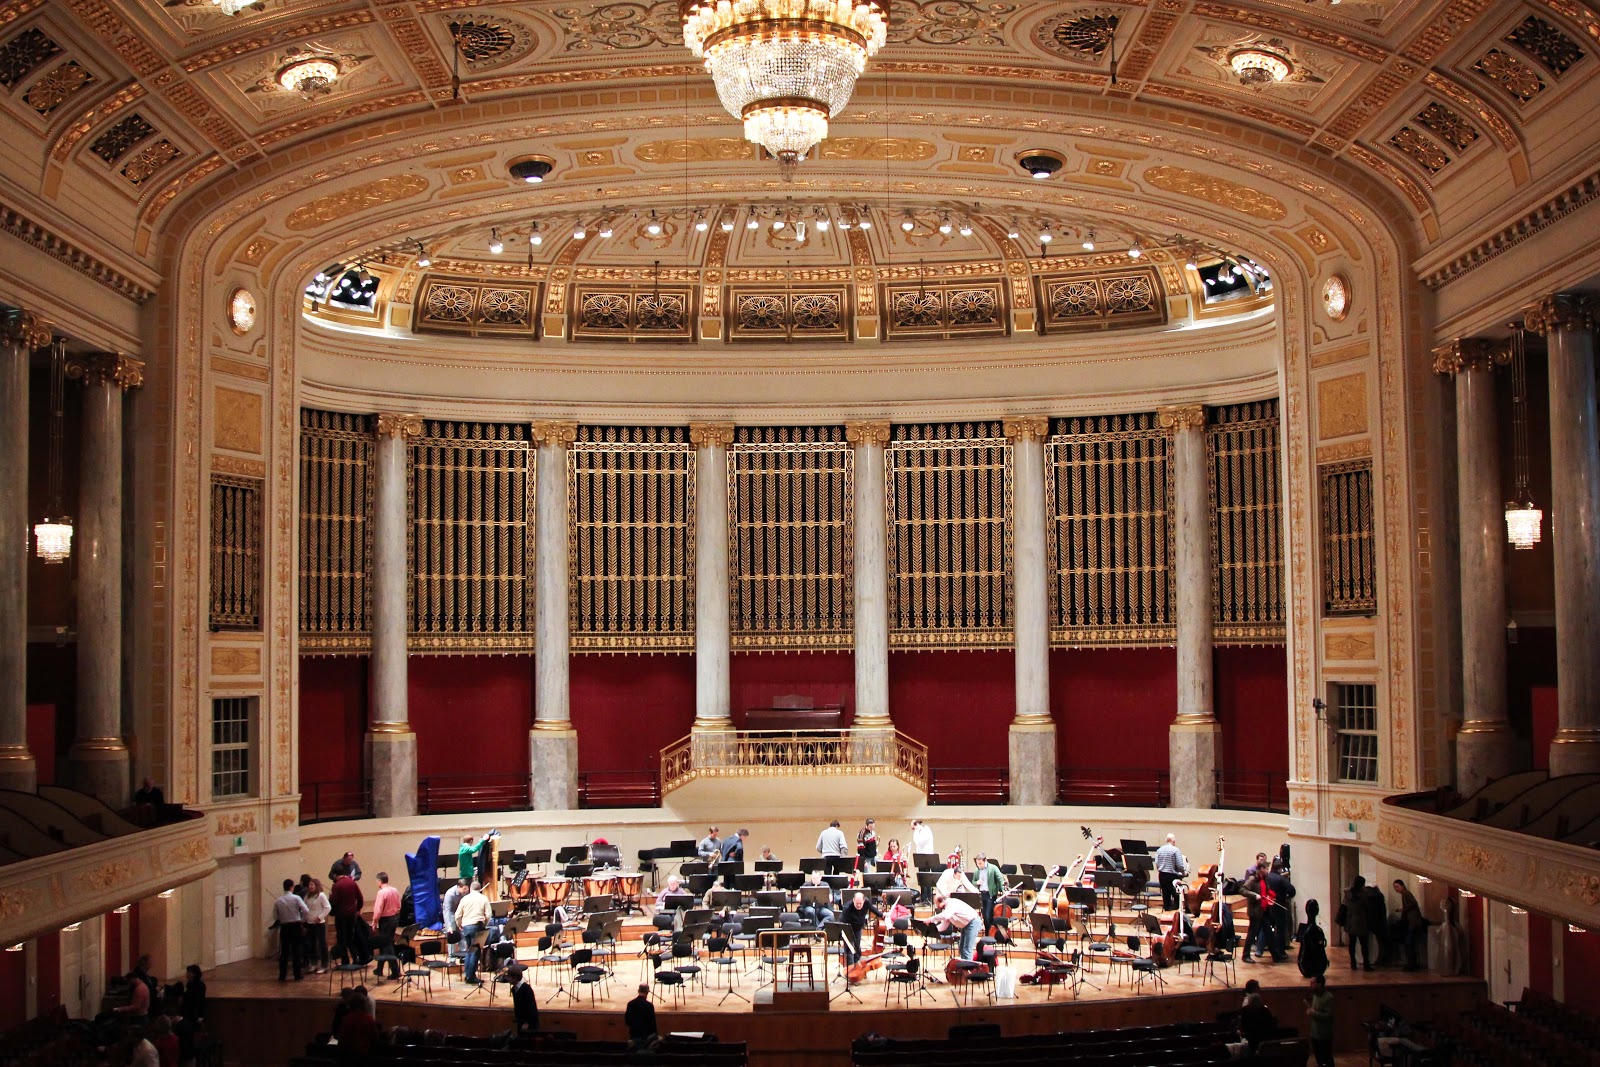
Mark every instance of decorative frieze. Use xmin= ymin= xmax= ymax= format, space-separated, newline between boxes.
xmin=415 ymin=277 xmax=540 ymax=337
xmin=882 ymin=280 xmax=1006 ymax=341
xmin=1037 ymin=267 xmax=1166 ymax=333
xmin=570 ymin=285 xmax=695 ymax=343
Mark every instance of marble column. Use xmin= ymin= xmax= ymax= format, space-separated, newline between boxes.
xmin=1003 ymin=417 xmax=1056 ymax=805
xmin=0 ymin=313 xmax=49 ymax=792
xmin=690 ymin=424 xmax=734 ymax=734
xmin=367 ymin=412 xmax=420 ymax=818
xmin=530 ymin=421 xmax=578 ymax=809
xmin=846 ymin=422 xmax=892 ymax=728
xmin=1434 ymin=339 xmax=1516 ymax=793
xmin=1161 ymin=404 xmax=1220 ymax=809
xmin=65 ymin=352 xmax=142 ymax=806
xmin=1528 ymin=293 xmax=1600 ymax=776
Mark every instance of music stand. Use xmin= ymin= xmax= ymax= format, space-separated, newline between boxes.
xmin=951 ymin=891 xmax=981 ymax=911
xmin=822 ymin=874 xmax=851 ymax=892
xmin=556 ymin=845 xmax=587 ymax=865
xmin=718 ymin=861 xmax=745 ymax=886
xmin=709 ymin=890 xmax=742 ymax=911
xmin=687 ymin=874 xmax=715 ymax=896
xmin=775 ymin=872 xmax=804 ymax=890
xmin=563 ymin=863 xmax=592 ymax=880
xmin=1065 ymin=885 xmax=1098 ymax=933
xmin=1020 ymin=862 xmax=1047 ymax=880
xmin=798 ymin=858 xmax=824 ymax=873
xmin=913 ymin=852 xmax=941 ymax=871
xmin=797 ymin=886 xmax=832 ymax=909
xmin=490 ymin=900 xmax=511 ymax=919
xmin=862 ymin=873 xmax=891 ymax=893
xmin=916 ymin=871 xmax=941 ymax=896
xmin=1120 ymin=838 xmax=1150 ymax=857
xmin=669 ymin=839 xmax=697 ymax=858
xmin=755 ymin=890 xmax=787 ymax=910
xmin=662 ymin=893 xmax=695 ymax=913
xmin=680 ymin=861 xmax=710 ymax=877
xmin=825 ymin=856 xmax=852 ymax=876
xmin=822 ymin=922 xmax=862 ymax=1003
xmin=735 ymin=873 xmax=765 ymax=895
xmin=882 ymin=888 xmax=915 ymax=910
xmin=754 ymin=860 xmax=782 ymax=873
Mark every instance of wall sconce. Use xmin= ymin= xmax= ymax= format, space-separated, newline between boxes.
xmin=158 ymin=889 xmax=176 ymax=899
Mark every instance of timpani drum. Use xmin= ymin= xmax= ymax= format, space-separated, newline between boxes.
xmin=584 ymin=873 xmax=618 ymax=899
xmin=535 ymin=876 xmax=570 ymax=917
xmin=616 ymin=871 xmax=644 ymax=912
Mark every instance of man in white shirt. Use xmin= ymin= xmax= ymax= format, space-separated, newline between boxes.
xmin=455 ymin=880 xmax=492 ymax=984
xmin=910 ymin=819 xmax=934 ymax=858
xmin=272 ymin=878 xmax=309 ymax=981
xmin=816 ymin=820 xmax=848 ymax=871
xmin=930 ymin=892 xmax=981 ymax=961
xmin=936 ymin=852 xmax=978 ymax=899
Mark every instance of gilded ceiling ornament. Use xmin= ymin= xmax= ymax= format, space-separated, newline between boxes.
xmin=24 ymin=61 xmax=94 ymax=115
xmin=0 ymin=26 xmax=61 ymax=89
xmin=531 ymin=420 xmax=579 ymax=446
xmin=1142 ymin=164 xmax=1288 ymax=220
xmin=1429 ymin=337 xmax=1505 ymax=377
xmin=1504 ymin=15 xmax=1585 ymax=76
xmin=815 ymin=136 xmax=937 ymax=162
xmin=888 ymin=0 xmax=1019 ymax=47
xmin=1191 ymin=32 xmax=1331 ymax=95
xmin=1031 ymin=11 xmax=1120 ymax=61
xmin=1002 ymin=415 xmax=1049 ymax=441
xmin=554 ymin=1 xmax=681 ymax=51
xmin=444 ymin=14 xmax=537 ymax=70
xmin=121 ymin=139 xmax=182 ymax=187
xmin=689 ymin=423 xmax=736 ymax=446
xmin=373 ymin=413 xmax=422 ymax=439
xmin=1413 ymin=101 xmax=1479 ymax=152
xmin=89 ymin=112 xmax=156 ymax=164
xmin=1388 ymin=126 xmax=1449 ymax=174
xmin=635 ymin=137 xmax=754 ymax=164
xmin=1473 ymin=48 xmax=1545 ymax=103
xmin=845 ymin=421 xmax=892 ymax=447
xmin=284 ymin=173 xmax=429 ymax=231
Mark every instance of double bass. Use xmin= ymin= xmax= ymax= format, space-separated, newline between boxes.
xmin=844 ymin=915 xmax=887 ymax=984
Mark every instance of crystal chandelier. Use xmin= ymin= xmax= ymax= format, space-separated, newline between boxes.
xmin=278 ymin=57 xmax=341 ymax=97
xmin=680 ymin=0 xmax=889 ymax=173
xmin=1504 ymin=324 xmax=1543 ymax=550
xmin=1229 ymin=48 xmax=1292 ymax=84
xmin=34 ymin=338 xmax=72 ymax=564
xmin=210 ymin=0 xmax=257 ymax=14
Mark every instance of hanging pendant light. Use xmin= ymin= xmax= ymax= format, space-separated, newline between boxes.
xmin=34 ymin=337 xmax=73 ymax=564
xmin=1504 ymin=323 xmax=1542 ymax=550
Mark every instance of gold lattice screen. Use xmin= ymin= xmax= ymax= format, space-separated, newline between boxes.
xmin=1320 ymin=458 xmax=1377 ymax=616
xmin=885 ymin=422 xmax=1012 ymax=648
xmin=210 ymin=475 xmax=262 ymax=632
xmin=298 ymin=410 xmax=372 ymax=653
xmin=1046 ymin=413 xmax=1174 ymax=646
xmin=408 ymin=421 xmax=535 ymax=652
xmin=1209 ymin=401 xmax=1286 ymax=643
xmin=729 ymin=426 xmax=854 ymax=650
xmin=569 ymin=426 xmax=696 ymax=652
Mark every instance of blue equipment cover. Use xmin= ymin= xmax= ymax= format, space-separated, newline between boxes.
xmin=407 ymin=835 xmax=442 ymax=928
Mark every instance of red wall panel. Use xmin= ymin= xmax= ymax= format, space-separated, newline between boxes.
xmin=103 ymin=910 xmax=121 ymax=983
xmin=888 ymin=650 xmax=1014 ymax=769
xmin=0 ymin=942 xmax=24 ymax=1030
xmin=1564 ymin=927 xmax=1600 ymax=1011
xmin=1532 ymin=686 xmax=1557 ymax=771
xmin=1215 ymin=646 xmax=1290 ymax=774
xmin=1050 ymin=648 xmax=1176 ymax=773
xmin=26 ymin=703 xmax=54 ymax=785
xmin=569 ymin=655 xmax=696 ymax=774
xmin=297 ymin=657 xmax=368 ymax=791
xmin=1528 ymin=912 xmax=1554 ymax=997
xmin=729 ymin=652 xmax=855 ymax=727
xmin=35 ymin=933 xmax=59 ymax=1016
xmin=1466 ymin=894 xmax=1485 ymax=980
xmin=408 ymin=656 xmax=533 ymax=779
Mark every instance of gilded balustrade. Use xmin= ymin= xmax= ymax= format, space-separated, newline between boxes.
xmin=661 ymin=729 xmax=929 ymax=794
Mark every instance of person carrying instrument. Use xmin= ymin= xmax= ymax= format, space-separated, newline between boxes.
xmin=839 ymin=890 xmax=882 ymax=966
xmin=696 ymin=826 xmax=721 ymax=862
xmin=881 ymin=838 xmax=908 ymax=886
xmin=930 ymin=892 xmax=981 ymax=961
xmin=856 ymin=818 xmax=879 ymax=869
xmin=1154 ymin=834 xmax=1188 ymax=911
xmin=936 ymin=850 xmax=977 ymax=898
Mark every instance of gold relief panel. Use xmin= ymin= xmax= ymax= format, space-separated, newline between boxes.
xmin=0 ymin=887 xmax=42 ymax=921
xmin=882 ymin=281 xmax=1006 ymax=341
xmin=1316 ymin=373 xmax=1368 ymax=440
xmin=211 ymin=645 xmax=261 ymax=676
xmin=815 ymin=137 xmax=937 ymax=162
xmin=161 ymin=836 xmax=210 ymax=869
xmin=725 ymin=286 xmax=851 ymax=343
xmin=285 ymin=174 xmax=430 ymax=232
xmin=73 ymin=859 xmax=137 ymax=895
xmin=1331 ymin=797 xmax=1375 ymax=822
xmin=1316 ymin=440 xmax=1372 ymax=465
xmin=1324 ymin=628 xmax=1376 ymax=661
xmin=1309 ymin=342 xmax=1368 ymax=369
xmin=635 ymin=137 xmax=755 ymax=164
xmin=214 ymin=811 xmax=257 ymax=836
xmin=272 ymin=807 xmax=298 ymax=831
xmin=1142 ymin=165 xmax=1289 ymax=221
xmin=212 ymin=386 xmax=263 ymax=454
xmin=413 ymin=277 xmax=540 ymax=338
xmin=1036 ymin=267 xmax=1167 ymax=333
xmin=570 ymin=286 xmax=695 ymax=343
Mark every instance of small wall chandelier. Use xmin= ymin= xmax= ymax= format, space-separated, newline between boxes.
xmin=210 ymin=0 xmax=259 ymax=14
xmin=680 ymin=0 xmax=889 ymax=174
xmin=278 ymin=55 xmax=341 ymax=97
xmin=1228 ymin=47 xmax=1292 ymax=84
xmin=34 ymin=338 xmax=73 ymax=564
xmin=1504 ymin=323 xmax=1543 ymax=549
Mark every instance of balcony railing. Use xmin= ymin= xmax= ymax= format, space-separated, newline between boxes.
xmin=928 ymin=767 xmax=1010 ymax=804
xmin=1057 ymin=769 xmax=1170 ymax=807
xmin=418 ymin=773 xmax=528 ymax=815
xmin=579 ymin=770 xmax=661 ymax=808
xmin=1214 ymin=770 xmax=1289 ymax=813
xmin=300 ymin=780 xmax=372 ymax=824
xmin=661 ymin=729 xmax=929 ymax=794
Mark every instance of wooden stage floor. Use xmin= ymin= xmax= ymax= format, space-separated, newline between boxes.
xmin=203 ymin=936 xmax=1484 ymax=1066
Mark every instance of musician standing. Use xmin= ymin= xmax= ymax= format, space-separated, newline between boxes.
xmin=719 ymin=828 xmax=749 ymax=863
xmin=930 ymin=892 xmax=981 ymax=961
xmin=816 ymin=819 xmax=849 ymax=869
xmin=839 ymin=890 xmax=882 ymax=966
xmin=696 ymin=827 xmax=721 ymax=862
xmin=971 ymin=852 xmax=1005 ymax=933
xmin=1154 ymin=834 xmax=1188 ymax=911
xmin=856 ymin=818 xmax=878 ymax=869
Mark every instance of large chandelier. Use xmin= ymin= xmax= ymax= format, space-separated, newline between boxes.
xmin=278 ymin=56 xmax=341 ymax=97
xmin=680 ymin=0 xmax=889 ymax=173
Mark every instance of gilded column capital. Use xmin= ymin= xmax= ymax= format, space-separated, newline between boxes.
xmin=688 ymin=422 xmax=736 ymax=447
xmin=1002 ymin=415 xmax=1050 ymax=442
xmin=531 ymin=419 xmax=578 ymax=446
xmin=844 ymin=420 xmax=892 ymax=447
xmin=1524 ymin=292 xmax=1596 ymax=336
xmin=66 ymin=352 xmax=143 ymax=390
xmin=373 ymin=412 xmax=423 ymax=438
xmin=1156 ymin=403 xmax=1206 ymax=433
xmin=0 ymin=310 xmax=53 ymax=350
xmin=1431 ymin=337 xmax=1507 ymax=376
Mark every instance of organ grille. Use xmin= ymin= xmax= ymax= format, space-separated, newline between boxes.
xmin=1209 ymin=401 xmax=1285 ymax=642
xmin=298 ymin=410 xmax=372 ymax=652
xmin=1320 ymin=458 xmax=1378 ymax=616
xmin=210 ymin=475 xmax=262 ymax=631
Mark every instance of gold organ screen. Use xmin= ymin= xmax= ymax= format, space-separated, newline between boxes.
xmin=885 ymin=422 xmax=1012 ymax=648
xmin=298 ymin=410 xmax=372 ymax=652
xmin=1046 ymin=413 xmax=1174 ymax=645
xmin=729 ymin=427 xmax=854 ymax=649
xmin=210 ymin=474 xmax=262 ymax=631
xmin=1320 ymin=459 xmax=1377 ymax=616
xmin=1209 ymin=401 xmax=1286 ymax=643
xmin=569 ymin=426 xmax=696 ymax=652
xmin=408 ymin=421 xmax=535 ymax=652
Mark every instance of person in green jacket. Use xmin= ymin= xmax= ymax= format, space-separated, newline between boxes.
xmin=459 ymin=835 xmax=477 ymax=881
xmin=1306 ymin=974 xmax=1335 ymax=1067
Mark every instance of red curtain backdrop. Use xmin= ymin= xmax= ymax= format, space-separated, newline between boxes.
xmin=1528 ymin=912 xmax=1554 ymax=997
xmin=1214 ymin=646 xmax=1290 ymax=776
xmin=103 ymin=910 xmax=122 ymax=983
xmin=888 ymin=650 xmax=1015 ymax=769
xmin=729 ymin=652 xmax=855 ymax=727
xmin=569 ymin=655 xmax=696 ymax=775
xmin=26 ymin=703 xmax=54 ymax=785
xmin=407 ymin=656 xmax=533 ymax=779
xmin=297 ymin=657 xmax=367 ymax=791
xmin=1564 ymin=927 xmax=1600 ymax=1011
xmin=1050 ymin=648 xmax=1176 ymax=774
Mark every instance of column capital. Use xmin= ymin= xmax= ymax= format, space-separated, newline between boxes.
xmin=0 ymin=310 xmax=53 ymax=350
xmin=67 ymin=352 xmax=143 ymax=391
xmin=1525 ymin=292 xmax=1596 ymax=337
xmin=531 ymin=419 xmax=578 ymax=446
xmin=1431 ymin=337 xmax=1508 ymax=376
xmin=1002 ymin=415 xmax=1050 ymax=442
xmin=845 ymin=420 xmax=891 ymax=447
xmin=688 ymin=422 xmax=735 ymax=447
xmin=373 ymin=412 xmax=423 ymax=438
xmin=1157 ymin=404 xmax=1206 ymax=433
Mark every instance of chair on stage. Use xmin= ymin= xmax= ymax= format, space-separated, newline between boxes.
xmin=783 ymin=942 xmax=814 ymax=990
xmin=1077 ymin=916 xmax=1113 ymax=974
xmin=705 ymin=935 xmax=745 ymax=1004
xmin=534 ymin=924 xmax=569 ymax=988
xmin=670 ymin=938 xmax=703 ymax=995
xmin=884 ymin=949 xmax=928 ymax=1006
xmin=648 ymin=954 xmax=684 ymax=1007
xmin=1124 ymin=934 xmax=1166 ymax=994
xmin=1203 ymin=927 xmax=1238 ymax=988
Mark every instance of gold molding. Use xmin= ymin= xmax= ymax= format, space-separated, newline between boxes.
xmin=0 ymin=310 xmax=53 ymax=350
xmin=1430 ymin=337 xmax=1506 ymax=376
xmin=844 ymin=421 xmax=891 ymax=447
xmin=1002 ymin=415 xmax=1050 ymax=442
xmin=66 ymin=352 xmax=144 ymax=390
xmin=1525 ymin=292 xmax=1597 ymax=336
xmin=1156 ymin=404 xmax=1206 ymax=432
xmin=531 ymin=420 xmax=579 ymax=446
xmin=688 ymin=423 xmax=736 ymax=447
xmin=373 ymin=412 xmax=423 ymax=438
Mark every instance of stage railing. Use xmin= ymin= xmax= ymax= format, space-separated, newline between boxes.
xmin=300 ymin=780 xmax=372 ymax=823
xmin=578 ymin=769 xmax=661 ymax=808
xmin=927 ymin=767 xmax=1010 ymax=804
xmin=418 ymin=773 xmax=529 ymax=815
xmin=660 ymin=729 xmax=929 ymax=794
xmin=1214 ymin=769 xmax=1289 ymax=813
xmin=1056 ymin=769 xmax=1171 ymax=807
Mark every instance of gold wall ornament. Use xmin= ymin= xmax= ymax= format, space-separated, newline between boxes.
xmin=374 ymin=412 xmax=423 ymax=438
xmin=0 ymin=310 xmax=54 ymax=350
xmin=1208 ymin=401 xmax=1285 ymax=644
xmin=532 ymin=420 xmax=579 ymax=447
xmin=1142 ymin=165 xmax=1289 ymax=221
xmin=688 ymin=423 xmax=736 ymax=447
xmin=284 ymin=173 xmax=430 ymax=232
xmin=298 ymin=409 xmax=373 ymax=653
xmin=1524 ymin=292 xmax=1597 ymax=335
xmin=1429 ymin=337 xmax=1506 ymax=376
xmin=66 ymin=351 xmax=143 ymax=390
xmin=1002 ymin=416 xmax=1049 ymax=442
xmin=214 ymin=811 xmax=257 ymax=836
xmin=844 ymin=421 xmax=891 ymax=447
xmin=1156 ymin=404 xmax=1206 ymax=433
xmin=1317 ymin=373 xmax=1368 ymax=439
xmin=634 ymin=137 xmax=755 ymax=164
xmin=814 ymin=136 xmax=938 ymax=162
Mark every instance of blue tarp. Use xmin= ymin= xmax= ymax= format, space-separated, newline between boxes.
xmin=406 ymin=835 xmax=442 ymax=929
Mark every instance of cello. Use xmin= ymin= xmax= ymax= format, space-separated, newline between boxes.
xmin=844 ymin=914 xmax=887 ymax=984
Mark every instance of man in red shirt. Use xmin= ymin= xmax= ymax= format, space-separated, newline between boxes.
xmin=369 ymin=871 xmax=402 ymax=979
xmin=329 ymin=869 xmax=368 ymax=965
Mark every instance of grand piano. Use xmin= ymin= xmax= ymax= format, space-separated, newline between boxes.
xmin=744 ymin=694 xmax=845 ymax=732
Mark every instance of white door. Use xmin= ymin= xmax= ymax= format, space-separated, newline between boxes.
xmin=1486 ymin=900 xmax=1529 ymax=1005
xmin=213 ymin=862 xmax=254 ymax=966
xmin=59 ymin=915 xmax=104 ymax=1019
